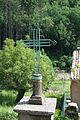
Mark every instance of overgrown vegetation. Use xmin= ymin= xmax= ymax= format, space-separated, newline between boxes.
xmin=0 ymin=107 xmax=17 ymax=120
xmin=0 ymin=0 xmax=79 ymax=119
xmin=0 ymin=39 xmax=55 ymax=102
xmin=0 ymin=0 xmax=80 ymax=63
xmin=0 ymin=91 xmax=17 ymax=120
xmin=0 ymin=79 xmax=71 ymax=120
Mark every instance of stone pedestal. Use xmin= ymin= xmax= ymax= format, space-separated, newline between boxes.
xmin=71 ymin=80 xmax=80 ymax=111
xmin=29 ymin=80 xmax=44 ymax=105
xmin=14 ymin=96 xmax=57 ymax=120
xmin=29 ymin=74 xmax=44 ymax=105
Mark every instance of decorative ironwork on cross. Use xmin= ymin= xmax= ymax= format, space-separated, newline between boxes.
xmin=24 ymin=27 xmax=57 ymax=105
xmin=24 ymin=27 xmax=57 ymax=74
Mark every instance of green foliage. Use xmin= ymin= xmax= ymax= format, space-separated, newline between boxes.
xmin=45 ymin=79 xmax=70 ymax=98
xmin=54 ymin=115 xmax=74 ymax=120
xmin=0 ymin=78 xmax=70 ymax=120
xmin=0 ymin=0 xmax=80 ymax=56
xmin=0 ymin=106 xmax=17 ymax=120
xmin=0 ymin=39 xmax=55 ymax=92
xmin=40 ymin=50 xmax=55 ymax=90
xmin=54 ymin=109 xmax=73 ymax=120
xmin=54 ymin=109 xmax=61 ymax=120
xmin=0 ymin=38 xmax=34 ymax=91
xmin=0 ymin=90 xmax=17 ymax=119
xmin=0 ymin=90 xmax=16 ymax=106
xmin=58 ymin=55 xmax=72 ymax=70
xmin=0 ymin=112 xmax=17 ymax=120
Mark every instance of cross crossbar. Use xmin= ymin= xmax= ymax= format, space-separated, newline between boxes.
xmin=24 ymin=39 xmax=57 ymax=47
xmin=24 ymin=28 xmax=57 ymax=74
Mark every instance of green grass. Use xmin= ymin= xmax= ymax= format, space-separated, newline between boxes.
xmin=24 ymin=91 xmax=32 ymax=96
xmin=0 ymin=90 xmax=18 ymax=120
xmin=0 ymin=80 xmax=71 ymax=120
xmin=0 ymin=90 xmax=17 ymax=106
xmin=45 ymin=80 xmax=71 ymax=98
xmin=0 ymin=105 xmax=12 ymax=112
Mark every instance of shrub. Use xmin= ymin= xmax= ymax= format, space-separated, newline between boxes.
xmin=0 ymin=39 xmax=55 ymax=102
xmin=58 ymin=55 xmax=72 ymax=70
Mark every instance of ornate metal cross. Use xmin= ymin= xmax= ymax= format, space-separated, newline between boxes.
xmin=24 ymin=28 xmax=57 ymax=74
xmin=24 ymin=27 xmax=57 ymax=105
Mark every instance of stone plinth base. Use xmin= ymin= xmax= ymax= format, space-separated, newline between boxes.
xmin=29 ymin=95 xmax=44 ymax=105
xmin=14 ymin=96 xmax=57 ymax=120
xmin=71 ymin=80 xmax=80 ymax=112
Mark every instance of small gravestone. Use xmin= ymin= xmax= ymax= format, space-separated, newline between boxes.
xmin=71 ymin=47 xmax=80 ymax=112
xmin=14 ymin=28 xmax=57 ymax=120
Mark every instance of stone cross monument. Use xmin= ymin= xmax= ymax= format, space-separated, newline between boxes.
xmin=24 ymin=27 xmax=57 ymax=105
xmin=14 ymin=28 xmax=57 ymax=120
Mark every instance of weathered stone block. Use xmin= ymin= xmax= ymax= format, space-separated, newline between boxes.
xmin=14 ymin=96 xmax=57 ymax=120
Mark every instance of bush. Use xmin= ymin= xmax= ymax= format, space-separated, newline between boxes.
xmin=40 ymin=49 xmax=55 ymax=90
xmin=0 ymin=39 xmax=55 ymax=102
xmin=58 ymin=55 xmax=72 ymax=70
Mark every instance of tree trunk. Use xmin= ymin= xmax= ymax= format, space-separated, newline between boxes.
xmin=16 ymin=89 xmax=26 ymax=103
